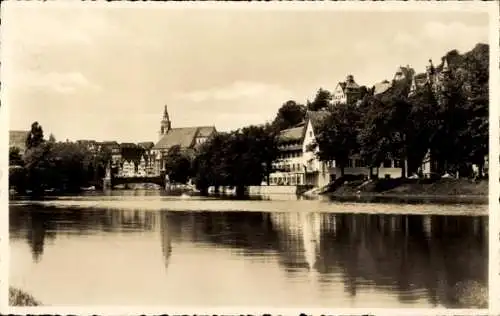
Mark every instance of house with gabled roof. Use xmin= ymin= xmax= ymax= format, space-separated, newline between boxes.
xmin=152 ymin=105 xmax=217 ymax=174
xmin=332 ymin=75 xmax=362 ymax=105
xmin=137 ymin=142 xmax=156 ymax=176
xmin=269 ymin=110 xmax=331 ymax=188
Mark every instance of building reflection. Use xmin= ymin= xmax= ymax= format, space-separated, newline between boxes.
xmin=269 ymin=212 xmax=487 ymax=307
xmin=157 ymin=210 xmax=487 ymax=308
xmin=159 ymin=212 xmax=172 ymax=269
xmin=10 ymin=203 xmax=487 ymax=308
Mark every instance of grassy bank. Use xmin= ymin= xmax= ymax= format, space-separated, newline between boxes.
xmin=324 ymin=178 xmax=488 ymax=204
xmin=9 ymin=287 xmax=41 ymax=306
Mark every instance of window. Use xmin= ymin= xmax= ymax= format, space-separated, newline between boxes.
xmin=309 ymin=131 xmax=313 ymax=137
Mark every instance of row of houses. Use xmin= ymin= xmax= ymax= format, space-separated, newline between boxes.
xmin=8 ymin=131 xmax=160 ymax=178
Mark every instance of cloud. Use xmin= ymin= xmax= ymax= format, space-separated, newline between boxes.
xmin=422 ymin=21 xmax=488 ymax=43
xmin=176 ymin=81 xmax=292 ymax=103
xmin=11 ymin=71 xmax=100 ymax=94
xmin=393 ymin=32 xmax=419 ymax=49
xmin=4 ymin=7 xmax=116 ymax=50
xmin=170 ymin=81 xmax=297 ymax=132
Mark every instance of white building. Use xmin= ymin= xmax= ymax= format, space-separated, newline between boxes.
xmin=269 ymin=111 xmax=330 ymax=188
xmin=119 ymin=160 xmax=137 ymax=177
xmin=269 ymin=110 xmax=406 ymax=189
xmin=137 ymin=156 xmax=147 ymax=177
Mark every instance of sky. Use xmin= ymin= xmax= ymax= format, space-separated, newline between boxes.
xmin=2 ymin=3 xmax=490 ymax=143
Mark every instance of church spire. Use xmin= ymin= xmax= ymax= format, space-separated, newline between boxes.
xmin=160 ymin=104 xmax=172 ymax=139
xmin=163 ymin=104 xmax=170 ymax=121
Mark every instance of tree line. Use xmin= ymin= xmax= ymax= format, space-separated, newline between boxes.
xmin=163 ymin=124 xmax=280 ymax=196
xmin=9 ymin=122 xmax=112 ymax=196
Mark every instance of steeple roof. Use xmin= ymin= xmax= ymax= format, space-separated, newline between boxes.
xmin=163 ymin=104 xmax=170 ymax=121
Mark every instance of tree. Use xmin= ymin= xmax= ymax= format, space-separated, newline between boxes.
xmin=192 ymin=125 xmax=278 ymax=196
xmin=307 ymin=88 xmax=332 ymax=111
xmin=25 ymin=122 xmax=44 ymax=150
xmin=407 ymin=85 xmax=439 ymax=174
xmin=9 ymin=147 xmax=23 ymax=166
xmin=44 ymin=142 xmax=92 ymax=192
xmin=23 ymin=143 xmax=53 ymax=196
xmin=272 ymin=100 xmax=307 ymax=131
xmin=358 ymin=96 xmax=391 ymax=176
xmin=192 ymin=132 xmax=232 ymax=193
xmin=459 ymin=45 xmax=489 ymax=176
xmin=164 ymin=145 xmax=192 ymax=184
xmin=313 ymin=104 xmax=360 ymax=177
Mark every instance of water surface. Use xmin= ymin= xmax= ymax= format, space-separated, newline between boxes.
xmin=9 ymin=191 xmax=488 ymax=308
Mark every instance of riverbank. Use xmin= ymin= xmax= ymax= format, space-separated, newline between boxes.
xmin=324 ymin=178 xmax=488 ymax=204
xmin=9 ymin=287 xmax=41 ymax=306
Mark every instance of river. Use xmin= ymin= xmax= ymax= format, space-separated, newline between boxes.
xmin=9 ymin=190 xmax=488 ymax=308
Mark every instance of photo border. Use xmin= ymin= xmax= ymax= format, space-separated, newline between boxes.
xmin=0 ymin=1 xmax=498 ymax=315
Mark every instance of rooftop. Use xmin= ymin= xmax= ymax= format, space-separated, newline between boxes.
xmin=154 ymin=126 xmax=216 ymax=150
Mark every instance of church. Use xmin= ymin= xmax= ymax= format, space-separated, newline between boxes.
xmin=152 ymin=105 xmax=216 ymax=175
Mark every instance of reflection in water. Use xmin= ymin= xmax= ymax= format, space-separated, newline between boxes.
xmin=160 ymin=213 xmax=172 ymax=269
xmin=10 ymin=204 xmax=487 ymax=308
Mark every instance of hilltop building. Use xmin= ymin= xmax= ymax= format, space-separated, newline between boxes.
xmin=372 ymin=65 xmax=415 ymax=96
xmin=152 ymin=105 xmax=216 ymax=174
xmin=409 ymin=58 xmax=451 ymax=97
xmin=332 ymin=75 xmax=362 ymax=105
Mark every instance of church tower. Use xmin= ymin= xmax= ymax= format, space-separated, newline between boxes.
xmin=159 ymin=105 xmax=172 ymax=140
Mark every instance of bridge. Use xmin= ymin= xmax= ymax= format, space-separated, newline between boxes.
xmin=109 ymin=175 xmax=166 ymax=188
xmin=102 ymin=163 xmax=167 ymax=189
